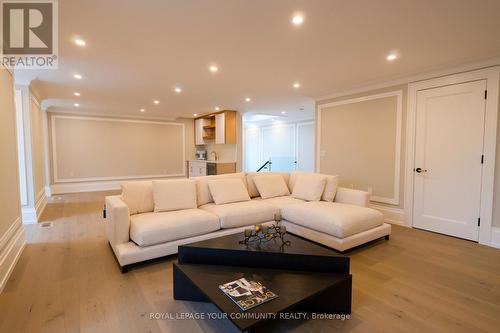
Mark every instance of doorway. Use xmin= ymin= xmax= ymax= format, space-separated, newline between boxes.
xmin=413 ymin=80 xmax=486 ymax=240
xmin=406 ymin=67 xmax=499 ymax=245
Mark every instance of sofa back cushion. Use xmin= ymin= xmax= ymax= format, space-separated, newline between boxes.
xmin=207 ymin=178 xmax=251 ymax=205
xmin=121 ymin=180 xmax=154 ymax=215
xmin=291 ymin=173 xmax=327 ymax=201
xmin=253 ymin=174 xmax=290 ymax=199
xmin=321 ymin=175 xmax=339 ymax=202
xmin=153 ymin=179 xmax=197 ymax=212
xmin=246 ymin=172 xmax=290 ymax=197
xmin=289 ymin=171 xmax=339 ymax=202
xmin=194 ymin=173 xmax=247 ymax=206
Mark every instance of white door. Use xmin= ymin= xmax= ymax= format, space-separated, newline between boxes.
xmin=413 ymin=80 xmax=486 ymax=241
xmin=296 ymin=122 xmax=315 ymax=171
xmin=262 ymin=124 xmax=296 ymax=171
xmin=244 ymin=126 xmax=263 ymax=171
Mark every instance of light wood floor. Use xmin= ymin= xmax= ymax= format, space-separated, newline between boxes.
xmin=1 ymin=191 xmax=500 ymax=333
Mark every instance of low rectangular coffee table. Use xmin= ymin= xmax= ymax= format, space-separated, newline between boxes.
xmin=173 ymin=233 xmax=351 ymax=332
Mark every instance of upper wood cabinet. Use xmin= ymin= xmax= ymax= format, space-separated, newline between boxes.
xmin=195 ymin=110 xmax=237 ymax=145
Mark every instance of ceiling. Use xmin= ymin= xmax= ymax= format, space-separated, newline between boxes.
xmin=15 ymin=0 xmax=500 ymax=120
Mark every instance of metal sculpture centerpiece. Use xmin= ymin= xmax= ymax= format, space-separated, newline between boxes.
xmin=239 ymin=213 xmax=291 ymax=246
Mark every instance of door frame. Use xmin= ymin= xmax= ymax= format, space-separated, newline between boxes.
xmin=405 ymin=67 xmax=499 ymax=245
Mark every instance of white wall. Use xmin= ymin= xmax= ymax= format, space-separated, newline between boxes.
xmin=0 ymin=67 xmax=25 ymax=292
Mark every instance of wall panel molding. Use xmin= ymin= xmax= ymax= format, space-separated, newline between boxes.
xmin=50 ymin=115 xmax=186 ymax=183
xmin=317 ymin=90 xmax=403 ymax=205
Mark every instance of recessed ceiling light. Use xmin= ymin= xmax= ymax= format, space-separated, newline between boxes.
xmin=386 ymin=53 xmax=398 ymax=61
xmin=293 ymin=82 xmax=300 ymax=88
xmin=74 ymin=39 xmax=86 ymax=47
xmin=281 ymin=111 xmax=286 ymax=114
xmin=140 ymin=108 xmax=145 ymax=112
xmin=245 ymin=97 xmax=251 ymax=102
xmin=74 ymin=103 xmax=79 ymax=107
xmin=153 ymin=100 xmax=160 ymax=104
xmin=73 ymin=92 xmax=80 ymax=96
xmin=193 ymin=113 xmax=198 ymax=117
xmin=73 ymin=74 xmax=82 ymax=79
xmin=214 ymin=106 xmax=220 ymax=111
xmin=209 ymin=65 xmax=219 ymax=73
xmin=174 ymin=87 xmax=182 ymax=93
xmin=292 ymin=13 xmax=304 ymax=26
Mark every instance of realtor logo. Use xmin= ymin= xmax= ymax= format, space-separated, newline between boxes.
xmin=1 ymin=0 xmax=58 ymax=69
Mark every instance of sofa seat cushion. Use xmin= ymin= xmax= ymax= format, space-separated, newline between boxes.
xmin=200 ymin=200 xmax=278 ymax=229
xmin=254 ymin=196 xmax=306 ymax=209
xmin=281 ymin=201 xmax=384 ymax=239
xmin=130 ymin=209 xmax=220 ymax=247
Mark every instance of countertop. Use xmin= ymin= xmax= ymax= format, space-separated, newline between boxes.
xmin=189 ymin=160 xmax=236 ymax=164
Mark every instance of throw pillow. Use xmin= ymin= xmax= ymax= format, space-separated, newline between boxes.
xmin=322 ymin=175 xmax=339 ymax=202
xmin=121 ymin=181 xmax=154 ymax=215
xmin=253 ymin=174 xmax=290 ymax=199
xmin=291 ymin=173 xmax=327 ymax=201
xmin=153 ymin=179 xmax=197 ymax=212
xmin=207 ymin=178 xmax=251 ymax=205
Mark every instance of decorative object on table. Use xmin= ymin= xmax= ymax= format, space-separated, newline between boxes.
xmin=239 ymin=213 xmax=291 ymax=246
xmin=219 ymin=277 xmax=278 ymax=311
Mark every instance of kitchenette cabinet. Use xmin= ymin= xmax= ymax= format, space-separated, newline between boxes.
xmin=188 ymin=160 xmax=207 ymax=177
xmin=194 ymin=110 xmax=236 ymax=145
xmin=188 ymin=160 xmax=236 ymax=178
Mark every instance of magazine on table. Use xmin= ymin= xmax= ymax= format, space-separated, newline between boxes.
xmin=219 ymin=277 xmax=278 ymax=311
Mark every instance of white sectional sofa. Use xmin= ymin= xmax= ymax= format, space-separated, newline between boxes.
xmin=105 ymin=172 xmax=390 ymax=272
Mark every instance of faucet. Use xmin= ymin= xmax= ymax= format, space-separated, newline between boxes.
xmin=210 ymin=151 xmax=218 ymax=161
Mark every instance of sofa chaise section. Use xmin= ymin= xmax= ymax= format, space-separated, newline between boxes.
xmin=279 ymin=186 xmax=390 ymax=252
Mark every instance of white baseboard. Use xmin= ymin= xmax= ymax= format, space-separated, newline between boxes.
xmin=490 ymin=227 xmax=500 ymax=249
xmin=50 ymin=180 xmax=121 ymax=195
xmin=21 ymin=191 xmax=47 ymax=224
xmin=0 ymin=218 xmax=26 ymax=293
xmin=21 ymin=206 xmax=37 ymax=224
xmin=35 ymin=191 xmax=47 ymax=221
xmin=370 ymin=203 xmax=406 ymax=226
xmin=45 ymin=185 xmax=52 ymax=198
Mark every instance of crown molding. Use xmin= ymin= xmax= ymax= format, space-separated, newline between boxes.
xmin=47 ymin=108 xmax=179 ymax=122
xmin=316 ymin=56 xmax=500 ymax=103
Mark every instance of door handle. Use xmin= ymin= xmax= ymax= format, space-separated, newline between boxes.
xmin=415 ymin=167 xmax=428 ymax=173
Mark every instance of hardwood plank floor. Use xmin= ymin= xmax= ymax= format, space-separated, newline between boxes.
xmin=1 ymin=191 xmax=499 ymax=333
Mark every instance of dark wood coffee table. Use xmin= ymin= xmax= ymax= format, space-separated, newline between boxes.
xmin=173 ymin=233 xmax=351 ymax=332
